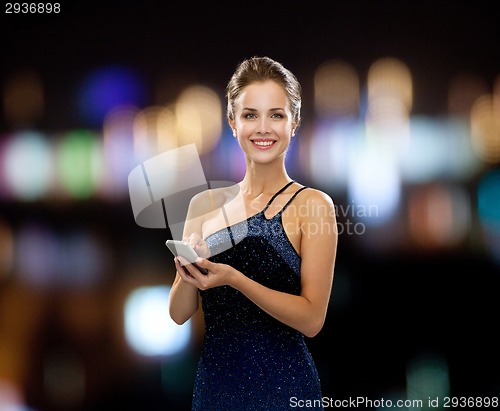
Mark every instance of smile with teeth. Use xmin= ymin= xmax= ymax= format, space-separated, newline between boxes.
xmin=252 ymin=139 xmax=275 ymax=148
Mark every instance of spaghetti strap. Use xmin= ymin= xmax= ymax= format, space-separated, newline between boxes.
xmin=280 ymin=186 xmax=309 ymax=214
xmin=262 ymin=181 xmax=295 ymax=213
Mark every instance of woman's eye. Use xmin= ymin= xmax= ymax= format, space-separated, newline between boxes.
xmin=244 ymin=113 xmax=256 ymax=119
xmin=271 ymin=113 xmax=283 ymax=119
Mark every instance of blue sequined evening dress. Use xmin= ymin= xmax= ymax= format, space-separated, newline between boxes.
xmin=192 ymin=181 xmax=324 ymax=410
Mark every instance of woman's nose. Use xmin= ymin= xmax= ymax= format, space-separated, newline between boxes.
xmin=256 ymin=117 xmax=271 ymax=135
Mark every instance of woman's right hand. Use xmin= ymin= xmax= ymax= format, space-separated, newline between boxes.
xmin=183 ymin=232 xmax=211 ymax=259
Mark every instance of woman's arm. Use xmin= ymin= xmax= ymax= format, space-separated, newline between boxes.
xmin=179 ymin=189 xmax=338 ymax=337
xmin=168 ymin=192 xmax=211 ymax=325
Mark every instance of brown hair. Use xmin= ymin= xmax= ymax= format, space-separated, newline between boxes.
xmin=226 ymin=56 xmax=302 ymax=128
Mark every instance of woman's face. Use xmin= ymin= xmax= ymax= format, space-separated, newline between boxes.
xmin=230 ymin=80 xmax=296 ymax=164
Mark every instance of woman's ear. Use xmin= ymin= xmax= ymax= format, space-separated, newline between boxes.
xmin=292 ymin=119 xmax=301 ymax=137
xmin=228 ymin=118 xmax=237 ymax=137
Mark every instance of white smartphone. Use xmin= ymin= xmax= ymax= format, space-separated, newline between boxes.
xmin=166 ymin=240 xmax=208 ymax=275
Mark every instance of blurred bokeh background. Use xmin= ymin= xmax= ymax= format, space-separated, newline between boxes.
xmin=1 ymin=1 xmax=500 ymax=410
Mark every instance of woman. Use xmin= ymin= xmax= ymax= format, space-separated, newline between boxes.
xmin=169 ymin=56 xmax=337 ymax=410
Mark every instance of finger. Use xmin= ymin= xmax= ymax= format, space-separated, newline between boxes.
xmin=176 ymin=256 xmax=193 ymax=272
xmin=182 ymin=234 xmax=195 ymax=248
xmin=174 ymin=257 xmax=195 ymax=280
xmin=195 ymin=257 xmax=214 ymax=273
xmin=186 ymin=233 xmax=202 ymax=248
xmin=174 ymin=258 xmax=189 ymax=278
xmin=193 ymin=242 xmax=205 ymax=257
xmin=195 ymin=235 xmax=205 ymax=248
xmin=177 ymin=256 xmax=205 ymax=278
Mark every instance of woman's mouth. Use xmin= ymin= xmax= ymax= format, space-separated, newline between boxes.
xmin=251 ymin=139 xmax=276 ymax=150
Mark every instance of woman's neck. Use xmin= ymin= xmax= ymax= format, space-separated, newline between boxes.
xmin=240 ymin=160 xmax=291 ymax=195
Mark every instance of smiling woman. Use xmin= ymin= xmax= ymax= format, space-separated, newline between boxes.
xmin=232 ymin=80 xmax=297 ymax=158
xmin=168 ymin=56 xmax=338 ymax=411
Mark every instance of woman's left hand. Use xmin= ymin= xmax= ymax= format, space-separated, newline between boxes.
xmin=174 ymin=256 xmax=238 ymax=290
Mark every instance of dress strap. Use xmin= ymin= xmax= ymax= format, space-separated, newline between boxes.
xmin=262 ymin=180 xmax=295 ymax=213
xmin=280 ymin=186 xmax=309 ymax=214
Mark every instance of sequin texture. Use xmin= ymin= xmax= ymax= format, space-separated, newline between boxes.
xmin=191 ymin=182 xmax=324 ymax=410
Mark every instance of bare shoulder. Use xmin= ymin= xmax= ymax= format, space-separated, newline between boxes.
xmin=294 ymin=187 xmax=337 ymax=245
xmin=294 ymin=186 xmax=336 ymax=217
